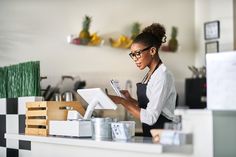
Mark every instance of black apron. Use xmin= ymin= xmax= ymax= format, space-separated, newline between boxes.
xmin=136 ymin=65 xmax=171 ymax=137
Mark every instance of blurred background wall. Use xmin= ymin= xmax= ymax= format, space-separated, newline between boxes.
xmin=0 ymin=0 xmax=234 ymax=107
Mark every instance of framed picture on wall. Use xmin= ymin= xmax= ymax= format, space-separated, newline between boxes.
xmin=204 ymin=20 xmax=220 ymax=40
xmin=205 ymin=41 xmax=219 ymax=54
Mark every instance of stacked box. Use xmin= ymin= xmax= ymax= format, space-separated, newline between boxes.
xmin=25 ymin=101 xmax=85 ymax=136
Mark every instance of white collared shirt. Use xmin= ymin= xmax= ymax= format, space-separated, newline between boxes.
xmin=140 ymin=64 xmax=179 ymax=125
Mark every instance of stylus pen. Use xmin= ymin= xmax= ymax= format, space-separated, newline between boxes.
xmin=105 ymin=88 xmax=108 ymax=95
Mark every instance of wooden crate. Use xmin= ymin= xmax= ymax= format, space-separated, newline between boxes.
xmin=25 ymin=101 xmax=85 ymax=136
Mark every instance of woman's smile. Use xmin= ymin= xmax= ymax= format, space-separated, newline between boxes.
xmin=135 ymin=62 xmax=142 ymax=68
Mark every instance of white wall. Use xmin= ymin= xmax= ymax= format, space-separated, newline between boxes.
xmin=0 ymin=0 xmax=196 ymax=107
xmin=194 ymin=0 xmax=234 ymax=66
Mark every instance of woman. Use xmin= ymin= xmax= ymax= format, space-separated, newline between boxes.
xmin=109 ymin=23 xmax=179 ymax=137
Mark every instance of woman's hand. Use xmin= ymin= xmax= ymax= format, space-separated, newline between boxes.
xmin=120 ymin=90 xmax=138 ymax=104
xmin=120 ymin=90 xmax=132 ymax=99
xmin=108 ymin=94 xmax=124 ymax=104
xmin=106 ymin=88 xmax=125 ymax=104
xmin=108 ymin=93 xmax=140 ymax=120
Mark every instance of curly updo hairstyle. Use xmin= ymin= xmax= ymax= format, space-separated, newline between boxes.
xmin=133 ymin=23 xmax=167 ymax=49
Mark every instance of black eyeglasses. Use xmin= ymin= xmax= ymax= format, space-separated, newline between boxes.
xmin=129 ymin=46 xmax=152 ymax=59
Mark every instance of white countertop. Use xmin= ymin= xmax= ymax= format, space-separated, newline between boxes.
xmin=5 ymin=133 xmax=192 ymax=154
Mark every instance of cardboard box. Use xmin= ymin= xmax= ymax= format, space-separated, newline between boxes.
xmin=49 ymin=120 xmax=92 ymax=137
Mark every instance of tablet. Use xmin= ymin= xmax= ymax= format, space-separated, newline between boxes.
xmin=77 ymin=88 xmax=117 ymax=119
xmin=110 ymin=80 xmax=125 ymax=98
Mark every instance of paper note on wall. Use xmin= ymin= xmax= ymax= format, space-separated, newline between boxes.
xmin=206 ymin=51 xmax=236 ymax=110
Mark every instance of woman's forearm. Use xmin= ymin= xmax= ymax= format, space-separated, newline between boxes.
xmin=121 ymin=99 xmax=141 ymax=119
xmin=128 ymin=97 xmax=138 ymax=104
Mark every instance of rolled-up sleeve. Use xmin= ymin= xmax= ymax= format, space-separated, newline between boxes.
xmin=140 ymin=72 xmax=170 ymax=125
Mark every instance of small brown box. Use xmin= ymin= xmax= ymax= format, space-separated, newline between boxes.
xmin=25 ymin=101 xmax=85 ymax=136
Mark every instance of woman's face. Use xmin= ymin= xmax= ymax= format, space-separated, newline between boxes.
xmin=130 ymin=43 xmax=153 ymax=70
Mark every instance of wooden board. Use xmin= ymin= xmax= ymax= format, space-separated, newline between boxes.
xmin=25 ymin=128 xmax=48 ymax=136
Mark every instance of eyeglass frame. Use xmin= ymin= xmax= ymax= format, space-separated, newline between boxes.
xmin=129 ymin=45 xmax=152 ymax=59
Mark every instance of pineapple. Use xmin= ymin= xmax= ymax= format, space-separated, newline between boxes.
xmin=168 ymin=26 xmax=178 ymax=52
xmin=131 ymin=22 xmax=141 ymax=40
xmin=79 ymin=15 xmax=92 ymax=45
